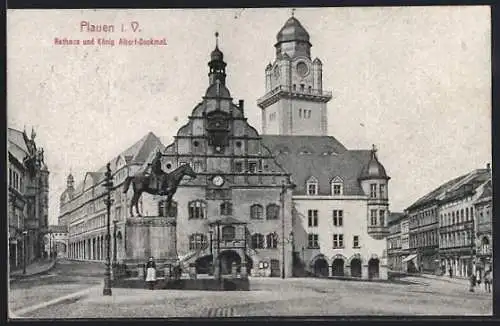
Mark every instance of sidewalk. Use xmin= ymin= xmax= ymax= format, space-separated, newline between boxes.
xmin=10 ymin=259 xmax=57 ymax=280
xmin=419 ymin=273 xmax=469 ymax=286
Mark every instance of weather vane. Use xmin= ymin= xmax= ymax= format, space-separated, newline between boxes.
xmin=215 ymin=31 xmax=219 ymax=47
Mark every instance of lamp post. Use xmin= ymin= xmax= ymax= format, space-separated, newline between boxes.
xmin=22 ymin=230 xmax=28 ymax=275
xmin=102 ymin=163 xmax=113 ymax=296
xmin=209 ymin=229 xmax=213 ymax=275
xmin=280 ymin=181 xmax=286 ymax=279
xmin=113 ymin=220 xmax=118 ymax=266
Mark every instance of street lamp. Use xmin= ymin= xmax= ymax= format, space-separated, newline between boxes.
xmin=22 ymin=230 xmax=28 ymax=275
xmin=102 ymin=163 xmax=114 ymax=296
xmin=208 ymin=229 xmax=213 ymax=275
xmin=113 ymin=219 xmax=118 ymax=266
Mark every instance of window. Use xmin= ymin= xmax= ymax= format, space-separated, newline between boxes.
xmin=333 ymin=210 xmax=343 ymax=226
xmin=331 ymin=177 xmax=343 ymax=195
xmin=300 ymin=84 xmax=305 ymax=92
xmin=306 ymin=177 xmax=318 ymax=195
xmin=307 ymin=233 xmax=319 ymax=248
xmin=266 ymin=233 xmax=278 ymax=249
xmin=308 ymin=209 xmax=318 ymax=227
xmin=248 ymin=161 xmax=258 ymax=173
xmin=266 ymin=204 xmax=280 ymax=220
xmin=293 ymin=84 xmax=297 ymax=91
xmin=308 ymin=86 xmax=312 ymax=93
xmin=470 ymin=207 xmax=474 ymax=219
xmin=466 ymin=207 xmax=469 ymax=220
xmin=252 ymin=233 xmax=265 ymax=249
xmin=460 ymin=209 xmax=464 ymax=223
xmin=189 ymin=233 xmax=207 ymax=250
xmin=370 ymin=184 xmax=377 ymax=198
xmin=234 ymin=161 xmax=243 ymax=173
xmin=333 ymin=234 xmax=344 ymax=248
xmin=379 ymin=184 xmax=386 ymax=198
xmin=299 ymin=109 xmax=302 ymax=118
xmin=193 ymin=161 xmax=203 ymax=172
xmin=9 ymin=169 xmax=12 ymax=187
xmin=188 ymin=200 xmax=206 ymax=219
xmin=379 ymin=210 xmax=385 ymax=226
xmin=220 ymin=202 xmax=232 ymax=216
xmin=158 ymin=200 xmax=167 ymax=217
xmin=370 ymin=210 xmax=377 ymax=226
xmin=221 ymin=225 xmax=235 ymax=241
xmin=250 ymin=204 xmax=263 ymax=219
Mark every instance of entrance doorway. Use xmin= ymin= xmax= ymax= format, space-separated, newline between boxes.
xmin=332 ymin=259 xmax=345 ymax=277
xmin=217 ymin=250 xmax=241 ymax=275
xmin=368 ymin=258 xmax=380 ymax=279
xmin=314 ymin=258 xmax=329 ymax=277
xmin=350 ymin=259 xmax=362 ymax=278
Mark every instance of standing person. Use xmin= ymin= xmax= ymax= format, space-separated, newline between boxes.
xmin=448 ymin=266 xmax=453 ymax=278
xmin=484 ymin=268 xmax=492 ymax=293
xmin=145 ymin=257 xmax=157 ymax=290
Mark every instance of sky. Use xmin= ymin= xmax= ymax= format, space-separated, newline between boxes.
xmin=7 ymin=7 xmax=491 ymax=225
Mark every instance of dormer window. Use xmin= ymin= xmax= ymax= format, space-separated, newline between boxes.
xmin=306 ymin=177 xmax=318 ymax=195
xmin=331 ymin=176 xmax=344 ymax=196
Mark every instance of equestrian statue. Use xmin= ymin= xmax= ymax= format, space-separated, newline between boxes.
xmin=122 ymin=151 xmax=197 ymax=217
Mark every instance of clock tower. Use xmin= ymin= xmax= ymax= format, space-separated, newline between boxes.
xmin=257 ymin=16 xmax=332 ymax=136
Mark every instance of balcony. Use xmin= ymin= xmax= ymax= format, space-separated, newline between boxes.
xmin=368 ymin=225 xmax=389 ymax=239
xmin=257 ymin=85 xmax=332 ymax=107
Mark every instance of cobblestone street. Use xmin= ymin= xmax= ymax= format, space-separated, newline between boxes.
xmin=10 ymin=261 xmax=492 ymax=318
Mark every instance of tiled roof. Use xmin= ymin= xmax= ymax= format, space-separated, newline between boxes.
xmin=8 ymin=128 xmax=29 ymax=163
xmin=406 ymin=169 xmax=490 ymax=211
xmin=388 ymin=212 xmax=405 ymax=225
xmin=261 ymin=135 xmax=372 ymax=196
xmin=70 ymin=132 xmax=163 ymax=196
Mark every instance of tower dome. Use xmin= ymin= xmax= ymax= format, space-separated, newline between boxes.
xmin=359 ymin=145 xmax=390 ymax=180
xmin=211 ymin=46 xmax=224 ymax=62
xmin=276 ymin=17 xmax=310 ymax=45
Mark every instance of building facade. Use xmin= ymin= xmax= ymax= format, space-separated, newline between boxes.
xmin=8 ymin=127 xmax=49 ymax=270
xmin=474 ymin=178 xmax=492 ymax=278
xmin=387 ymin=213 xmax=404 ymax=271
xmin=438 ymin=167 xmax=491 ymax=278
xmin=259 ymin=17 xmax=391 ymax=279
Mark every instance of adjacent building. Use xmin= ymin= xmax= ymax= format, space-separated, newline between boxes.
xmin=8 ymin=127 xmax=49 ymax=270
xmin=387 ymin=212 xmax=405 ymax=271
xmin=474 ymin=178 xmax=492 ymax=277
xmin=59 ymin=16 xmax=392 ymax=279
xmin=438 ymin=167 xmax=491 ymax=278
xmin=399 ymin=166 xmax=491 ymax=277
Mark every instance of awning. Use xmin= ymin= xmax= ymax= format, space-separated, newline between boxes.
xmin=402 ymin=254 xmax=418 ymax=263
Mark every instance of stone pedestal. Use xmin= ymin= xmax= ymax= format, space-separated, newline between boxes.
xmin=124 ymin=217 xmax=178 ymax=267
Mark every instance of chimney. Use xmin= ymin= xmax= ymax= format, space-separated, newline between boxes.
xmin=239 ymin=100 xmax=244 ymax=114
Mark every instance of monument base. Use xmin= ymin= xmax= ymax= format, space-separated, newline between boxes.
xmin=118 ymin=216 xmax=178 ymax=279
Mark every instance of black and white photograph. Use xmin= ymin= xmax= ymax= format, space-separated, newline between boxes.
xmin=7 ymin=7 xmax=493 ymax=318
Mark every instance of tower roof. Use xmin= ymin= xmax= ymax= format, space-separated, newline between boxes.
xmin=276 ymin=17 xmax=310 ymax=45
xmin=359 ymin=145 xmax=389 ymax=180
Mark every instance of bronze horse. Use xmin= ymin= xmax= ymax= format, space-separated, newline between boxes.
xmin=122 ymin=163 xmax=197 ymax=217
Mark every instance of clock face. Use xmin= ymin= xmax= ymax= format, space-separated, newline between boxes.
xmin=212 ymin=175 xmax=224 ymax=187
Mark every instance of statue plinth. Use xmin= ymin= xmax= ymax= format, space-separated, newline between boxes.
xmin=122 ymin=216 xmax=178 ymax=266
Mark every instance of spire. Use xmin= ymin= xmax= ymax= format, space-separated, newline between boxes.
xmin=208 ymin=32 xmax=227 ymax=86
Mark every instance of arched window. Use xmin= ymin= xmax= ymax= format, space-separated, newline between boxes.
xmin=266 ymin=233 xmax=278 ymax=249
xmin=250 ymin=204 xmax=263 ymax=219
xmin=220 ymin=202 xmax=232 ymax=216
xmin=266 ymin=204 xmax=280 ymax=220
xmin=251 ymin=233 xmax=265 ymax=249
xmin=331 ymin=176 xmax=343 ymax=196
xmin=306 ymin=176 xmax=318 ymax=195
xmin=221 ymin=225 xmax=235 ymax=241
xmin=189 ymin=233 xmax=207 ymax=250
xmin=188 ymin=200 xmax=206 ymax=219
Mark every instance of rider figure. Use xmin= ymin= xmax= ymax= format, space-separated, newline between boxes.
xmin=150 ymin=151 xmax=163 ymax=194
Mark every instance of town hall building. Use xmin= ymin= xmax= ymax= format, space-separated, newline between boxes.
xmin=59 ymin=15 xmax=391 ymax=279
